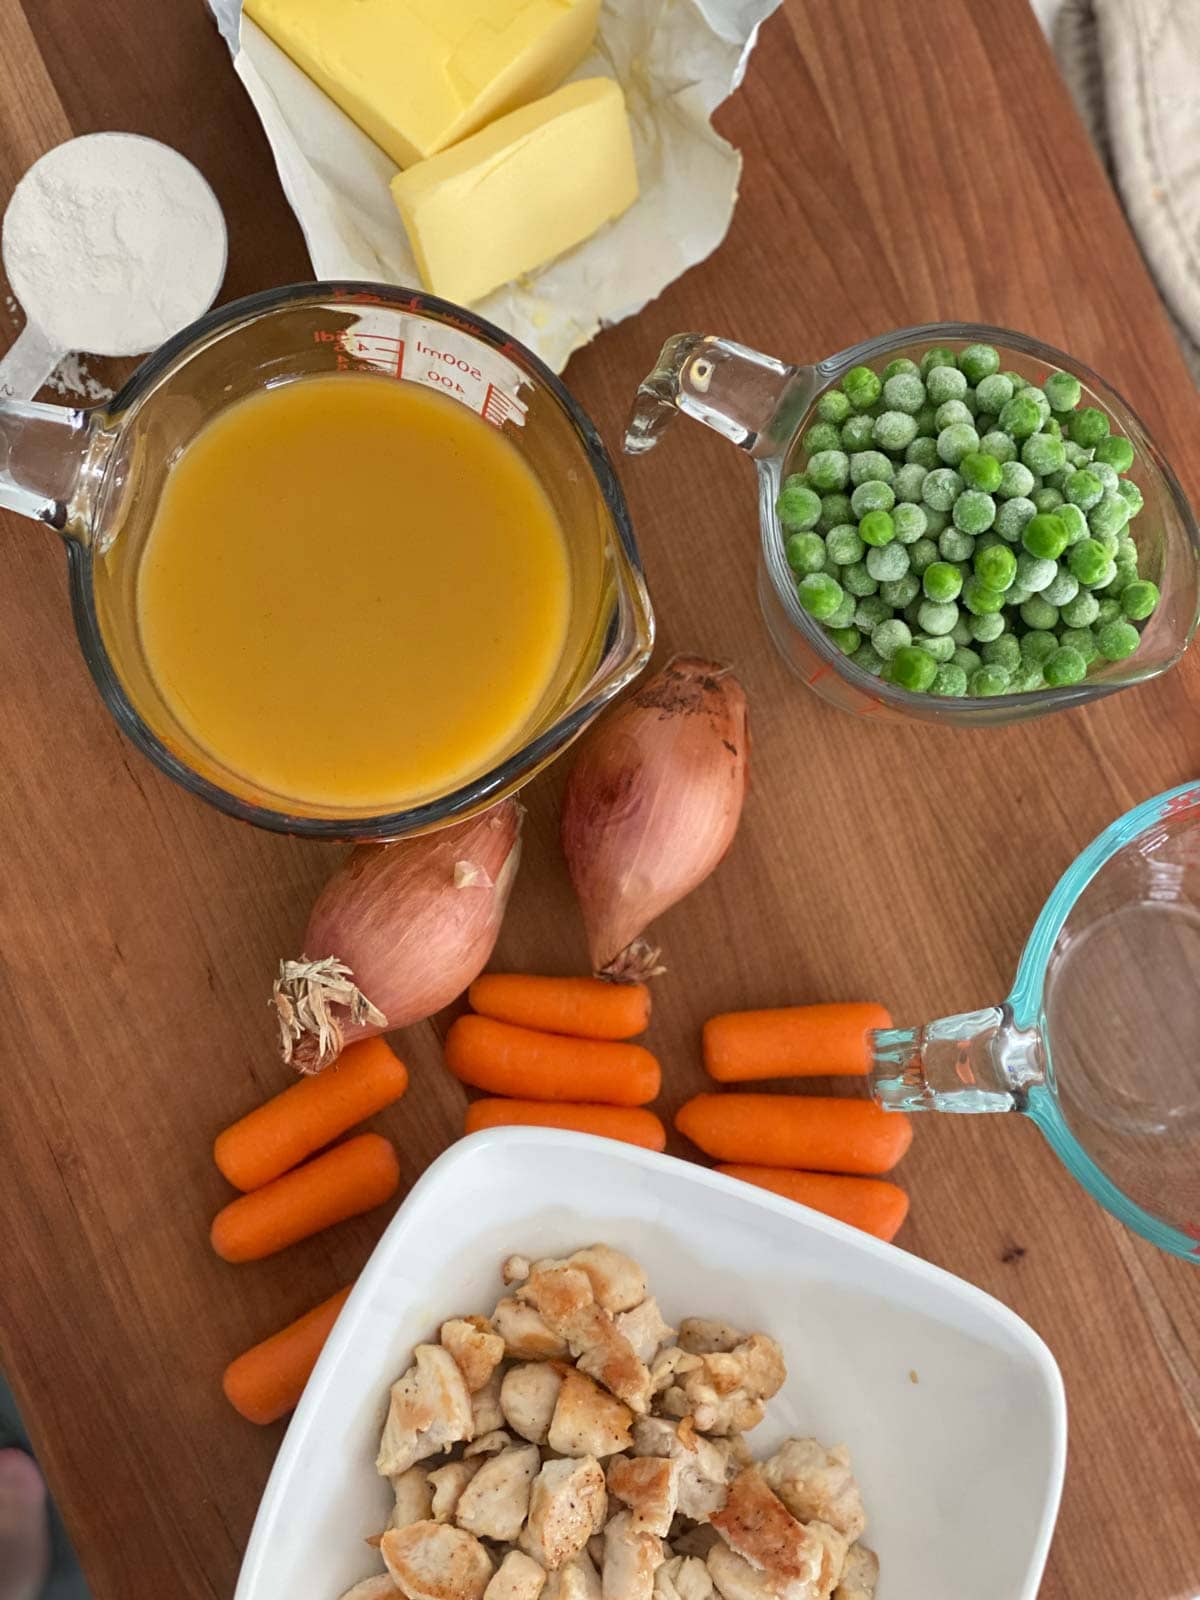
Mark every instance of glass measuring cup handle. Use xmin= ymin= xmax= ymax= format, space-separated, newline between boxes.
xmin=869 ymin=1006 xmax=1047 ymax=1115
xmin=624 ymin=333 xmax=816 ymax=460
xmin=0 ymin=394 xmax=97 ymax=531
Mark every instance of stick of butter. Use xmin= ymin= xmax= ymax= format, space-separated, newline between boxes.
xmin=243 ymin=0 xmax=601 ymax=168
xmin=390 ymin=77 xmax=638 ymax=307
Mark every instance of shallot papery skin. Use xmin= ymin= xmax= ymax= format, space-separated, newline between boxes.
xmin=560 ymin=656 xmax=749 ymax=981
xmin=273 ymin=800 xmax=523 ymax=1072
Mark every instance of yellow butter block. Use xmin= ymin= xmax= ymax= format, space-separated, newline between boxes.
xmin=390 ymin=77 xmax=639 ymax=306
xmin=243 ymin=0 xmax=601 ymax=168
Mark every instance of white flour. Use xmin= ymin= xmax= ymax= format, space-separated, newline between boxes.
xmin=2 ymin=132 xmax=227 ymax=357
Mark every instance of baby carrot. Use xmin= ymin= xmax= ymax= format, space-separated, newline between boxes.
xmin=703 ymin=1002 xmax=892 ymax=1082
xmin=210 ymin=1132 xmax=400 ymax=1262
xmin=444 ymin=1015 xmax=660 ymax=1106
xmin=465 ymin=1098 xmax=667 ymax=1151
xmin=214 ymin=1037 xmax=409 ymax=1192
xmin=222 ymin=1284 xmax=352 ymax=1424
xmin=675 ymin=1094 xmax=911 ymax=1174
xmin=468 ymin=974 xmax=651 ymax=1040
xmin=717 ymin=1165 xmax=909 ymax=1242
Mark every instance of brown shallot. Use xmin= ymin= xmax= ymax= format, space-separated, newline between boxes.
xmin=273 ymin=800 xmax=522 ymax=1073
xmin=560 ymin=655 xmax=749 ymax=981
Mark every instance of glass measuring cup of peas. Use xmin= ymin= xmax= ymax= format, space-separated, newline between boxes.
xmin=627 ymin=323 xmax=1200 ymax=723
xmin=868 ymin=783 xmax=1200 ymax=1261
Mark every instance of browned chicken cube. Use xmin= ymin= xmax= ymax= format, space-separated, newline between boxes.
xmin=484 ymin=1550 xmax=547 ymax=1600
xmin=381 ymin=1521 xmax=494 ymax=1600
xmin=547 ymin=1368 xmax=634 ymax=1458
xmin=522 ymin=1456 xmax=608 ymax=1570
xmin=761 ymin=1440 xmax=866 ymax=1544
xmin=456 ymin=1443 xmax=540 ymax=1542
xmin=606 ymin=1454 xmax=680 ymax=1536
xmin=501 ymin=1363 xmax=565 ymax=1445
xmin=377 ymin=1345 xmax=475 ymax=1476
xmin=442 ymin=1317 xmax=506 ymax=1393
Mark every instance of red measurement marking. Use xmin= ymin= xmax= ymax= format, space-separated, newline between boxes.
xmin=482 ymin=382 xmax=525 ymax=428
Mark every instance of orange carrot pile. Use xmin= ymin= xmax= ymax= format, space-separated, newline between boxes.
xmin=676 ymin=1093 xmax=911 ymax=1175
xmin=465 ymin=1098 xmax=666 ymax=1151
xmin=446 ymin=1014 xmax=660 ymax=1106
xmin=211 ymin=1132 xmax=400 ymax=1262
xmin=214 ymin=1038 xmax=409 ymax=1192
xmin=223 ymin=1285 xmax=352 ymax=1423
xmin=717 ymin=1166 xmax=909 ymax=1242
xmin=704 ymin=1002 xmax=892 ymax=1082
xmin=469 ymin=974 xmax=651 ymax=1040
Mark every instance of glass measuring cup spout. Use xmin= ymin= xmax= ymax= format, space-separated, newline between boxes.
xmin=866 ymin=783 xmax=1200 ymax=1262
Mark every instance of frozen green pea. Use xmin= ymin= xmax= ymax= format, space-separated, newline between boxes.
xmin=804 ymin=421 xmax=842 ymax=455
xmin=1021 ymin=432 xmax=1066 ymax=476
xmin=905 ymin=435 xmax=940 ymax=468
xmin=884 ymin=643 xmax=939 ymax=692
xmin=1023 ymin=513 xmax=1069 ymax=560
xmin=1091 ymin=461 xmax=1120 ymax=494
xmin=778 ymin=482 xmax=822 ymax=531
xmin=893 ymin=464 xmax=928 ymax=505
xmin=1115 ymin=534 xmax=1138 ymax=564
xmin=851 ymin=641 xmax=885 ymax=676
xmin=874 ymin=410 xmax=919 ymax=452
xmin=1056 ymin=503 xmax=1088 ymax=544
xmin=842 ymin=563 xmax=879 ymax=599
xmin=932 ymin=662 xmax=968 ymax=697
xmin=867 ymin=542 xmax=910 ymax=582
xmin=913 ymin=632 xmax=956 ymax=662
xmin=817 ymin=388 xmax=852 ymax=425
xmin=1032 ymin=487 xmax=1065 ymax=514
xmin=883 ymin=357 xmax=920 ymax=380
xmin=1025 ymin=388 xmax=1051 ymax=422
xmin=982 ymin=634 xmax=1021 ymax=673
xmin=1043 ymin=416 xmax=1063 ymax=439
xmin=1046 ymin=467 xmax=1074 ymax=493
xmin=859 ymin=509 xmax=896 ymax=547
xmin=1069 ymin=406 xmax=1110 ymax=448
xmin=827 ymin=625 xmax=861 ymax=655
xmin=880 ymin=573 xmax=920 ymax=608
xmin=1012 ymin=664 xmax=1047 ymax=693
xmin=872 ymin=618 xmax=912 ymax=660
xmin=925 ymin=365 xmax=968 ymax=405
xmin=881 ymin=373 xmax=925 ymax=414
xmin=958 ymin=343 xmax=1000 ymax=384
xmin=1020 ymin=629 xmax=1058 ymax=666
xmin=960 ymin=452 xmax=1003 ymax=493
xmin=907 ymin=537 xmax=939 ymax=575
xmin=843 ymin=365 xmax=882 ymax=412
xmin=961 ymin=389 xmax=980 ymax=418
xmin=1067 ymin=537 xmax=1109 ymax=586
xmin=1063 ymin=440 xmax=1090 ymax=467
xmin=922 ymin=507 xmax=949 ymax=536
xmin=952 ymin=645 xmax=982 ymax=675
xmin=969 ymin=611 xmax=1006 ymax=642
xmin=819 ymin=492 xmax=854 ymax=531
xmin=974 ymin=530 xmax=1003 ymax=552
xmin=1096 ymin=619 xmax=1140 ymax=660
xmin=953 ymin=490 xmax=997 ymax=535
xmin=1020 ymin=596 xmax=1059 ymax=630
xmin=852 ymin=481 xmax=896 ymax=518
xmin=975 ymin=413 xmax=998 ymax=436
xmin=855 ymin=595 xmax=891 ymax=630
xmin=1059 ymin=627 xmax=1100 ymax=665
xmin=807 ymin=449 xmax=851 ymax=492
xmin=938 ymin=527 xmax=975 ymax=562
xmin=974 ymin=373 xmax=1014 ymax=413
xmin=980 ymin=430 xmax=1018 ymax=465
xmin=1015 ymin=550 xmax=1056 ymax=591
xmin=937 ymin=423 xmax=980 ymax=465
xmin=1092 ymin=558 xmax=1119 ymax=590
xmin=1116 ymin=478 xmax=1144 ymax=517
xmin=1043 ymin=371 xmax=1081 ymax=412
xmin=1060 ymin=591 xmax=1100 ymax=628
xmin=1065 ymin=469 xmax=1103 ymax=510
xmin=786 ymin=532 xmax=826 ymax=573
xmin=996 ymin=461 xmax=1035 ymax=502
xmin=923 ymin=468 xmax=964 ymax=512
xmin=1121 ymin=580 xmax=1159 ymax=620
xmin=892 ymin=502 xmax=928 ymax=544
xmin=1004 ymin=584 xmax=1033 ymax=607
xmin=913 ymin=404 xmax=939 ymax=440
xmin=841 ymin=414 xmax=876 ymax=451
xmin=796 ymin=572 xmax=845 ymax=619
xmin=974 ymin=543 xmax=1017 ymax=592
xmin=1093 ymin=434 xmax=1134 ymax=473
xmin=935 ymin=399 xmax=973 ymax=430
xmin=825 ymin=590 xmax=858 ymax=629
xmin=969 ymin=665 xmax=1011 ymax=696
xmin=1043 ymin=569 xmax=1079 ymax=607
xmin=961 ymin=576 xmax=1004 ymax=615
xmin=850 ymin=450 xmax=895 ymax=486
xmin=1042 ymin=646 xmax=1087 ymax=687
xmin=916 ymin=599 xmax=958 ymax=636
xmin=1095 ymin=597 xmax=1122 ymax=626
xmin=950 ymin=616 xmax=974 ymax=647
xmin=825 ymin=524 xmax=865 ymax=565
xmin=1088 ymin=493 xmax=1130 ymax=539
xmin=923 ymin=560 xmax=963 ymax=603
xmin=920 ymin=346 xmax=958 ymax=376
xmin=903 ymin=598 xmax=924 ymax=627
xmin=999 ymin=393 xmax=1042 ymax=438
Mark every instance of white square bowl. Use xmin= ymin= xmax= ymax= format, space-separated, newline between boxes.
xmin=234 ymin=1129 xmax=1066 ymax=1600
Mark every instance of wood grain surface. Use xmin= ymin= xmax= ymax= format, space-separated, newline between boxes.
xmin=2 ymin=2 xmax=1198 ymax=1596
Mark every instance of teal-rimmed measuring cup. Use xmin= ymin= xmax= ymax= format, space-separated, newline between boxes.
xmin=870 ymin=783 xmax=1200 ymax=1260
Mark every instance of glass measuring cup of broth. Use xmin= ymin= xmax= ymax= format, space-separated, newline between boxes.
xmin=0 ymin=283 xmax=653 ymax=837
xmin=627 ymin=322 xmax=1199 ymax=724
xmin=867 ymin=784 xmax=1200 ymax=1260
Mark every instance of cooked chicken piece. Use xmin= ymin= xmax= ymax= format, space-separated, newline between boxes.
xmin=548 ymin=1368 xmax=634 ymax=1458
xmin=615 ymin=1298 xmax=676 ymax=1364
xmin=650 ymin=1347 xmax=703 ymax=1396
xmin=503 ymin=1255 xmax=532 ymax=1286
xmin=522 ymin=1456 xmax=608 ymax=1570
xmin=631 ymin=1417 xmax=735 ymax=1522
xmin=760 ymin=1441 xmax=865 ymax=1544
xmin=456 ymin=1443 xmax=540 ymax=1542
xmin=378 ymin=1345 xmax=476 ymax=1475
xmin=428 ymin=1460 xmax=482 ymax=1523
xmin=653 ymin=1555 xmax=714 ymax=1600
xmin=831 ymin=1544 xmax=877 ymax=1600
xmin=339 ymin=1577 xmax=400 ymax=1600
xmin=542 ymin=1550 xmax=603 ymax=1600
xmin=390 ymin=1466 xmax=434 ymax=1530
xmin=607 ymin=1454 xmax=680 ymax=1536
xmin=677 ymin=1320 xmax=745 ymax=1356
xmin=472 ymin=1370 xmax=505 ymax=1436
xmin=442 ymin=1318 xmax=506 ymax=1393
xmin=708 ymin=1543 xmax=795 ymax=1600
xmin=602 ymin=1510 xmax=663 ymax=1600
xmin=381 ymin=1522 xmax=493 ymax=1600
xmin=710 ymin=1469 xmax=843 ymax=1600
xmin=484 ymin=1550 xmax=547 ymax=1600
xmin=568 ymin=1246 xmax=647 ymax=1313
xmin=465 ymin=1429 xmax=513 ymax=1457
xmin=662 ymin=1335 xmax=785 ymax=1436
xmin=668 ymin=1523 xmax=719 ymax=1560
xmin=494 ymin=1297 xmax=569 ymax=1360
xmin=519 ymin=1266 xmax=651 ymax=1413
xmin=501 ymin=1362 xmax=564 ymax=1445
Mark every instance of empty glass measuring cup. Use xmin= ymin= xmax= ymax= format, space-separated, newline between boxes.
xmin=627 ymin=322 xmax=1200 ymax=725
xmin=0 ymin=282 xmax=653 ymax=838
xmin=869 ymin=783 xmax=1200 ymax=1260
